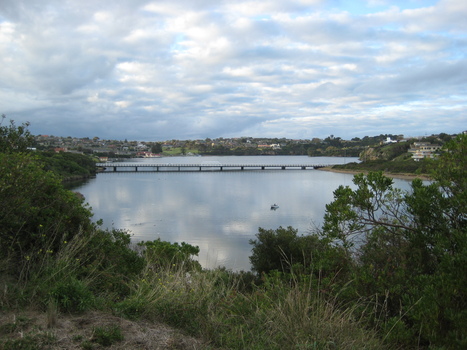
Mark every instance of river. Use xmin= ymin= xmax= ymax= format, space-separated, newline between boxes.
xmin=71 ymin=156 xmax=413 ymax=271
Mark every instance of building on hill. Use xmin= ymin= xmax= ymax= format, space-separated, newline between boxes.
xmin=383 ymin=137 xmax=398 ymax=144
xmin=408 ymin=142 xmax=441 ymax=161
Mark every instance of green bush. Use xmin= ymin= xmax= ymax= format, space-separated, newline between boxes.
xmin=38 ymin=151 xmax=96 ymax=179
xmin=0 ymin=118 xmax=34 ymax=154
xmin=321 ymin=135 xmax=467 ymax=348
xmin=49 ymin=277 xmax=94 ymax=313
xmin=249 ymin=226 xmax=351 ymax=282
xmin=140 ymin=239 xmax=201 ymax=271
xmin=91 ymin=325 xmax=124 ymax=347
xmin=0 ymin=153 xmax=94 ymax=276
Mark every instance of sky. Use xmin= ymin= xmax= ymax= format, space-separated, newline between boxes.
xmin=0 ymin=0 xmax=466 ymax=141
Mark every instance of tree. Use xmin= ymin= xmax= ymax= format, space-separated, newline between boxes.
xmin=321 ymin=134 xmax=467 ymax=347
xmin=0 ymin=120 xmax=95 ymax=277
xmin=249 ymin=226 xmax=350 ymax=279
xmin=0 ymin=153 xmax=95 ymax=275
xmin=151 ymin=142 xmax=163 ymax=154
xmin=0 ymin=116 xmax=34 ymax=153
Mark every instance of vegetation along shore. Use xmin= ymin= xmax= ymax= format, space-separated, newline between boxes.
xmin=1 ymin=118 xmax=466 ymax=349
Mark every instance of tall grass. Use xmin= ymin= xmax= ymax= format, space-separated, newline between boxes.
xmin=1 ymin=227 xmax=128 ymax=311
xmin=2 ymin=228 xmax=389 ymax=349
xmin=116 ymin=261 xmax=388 ymax=349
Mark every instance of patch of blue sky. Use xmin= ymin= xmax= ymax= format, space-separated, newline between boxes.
xmin=336 ymin=0 xmax=439 ymax=15
xmin=170 ymin=34 xmax=186 ymax=52
xmin=253 ymin=14 xmax=272 ymax=21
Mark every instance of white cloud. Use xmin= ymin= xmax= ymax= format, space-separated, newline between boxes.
xmin=0 ymin=0 xmax=465 ymax=140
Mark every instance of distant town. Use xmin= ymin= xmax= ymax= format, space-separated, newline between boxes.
xmin=32 ymin=131 xmax=465 ymax=161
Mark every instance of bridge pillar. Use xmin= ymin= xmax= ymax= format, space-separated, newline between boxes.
xmin=301 ymin=166 xmax=306 ymax=170
xmin=220 ymin=166 xmax=223 ymax=171
xmin=282 ymin=166 xmax=286 ymax=170
xmin=261 ymin=166 xmax=265 ymax=170
xmin=135 ymin=167 xmax=138 ymax=172
xmin=113 ymin=166 xmax=117 ymax=172
xmin=241 ymin=166 xmax=244 ymax=170
xmin=199 ymin=166 xmax=202 ymax=171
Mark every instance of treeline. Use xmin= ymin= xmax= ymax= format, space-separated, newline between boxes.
xmin=38 ymin=151 xmax=97 ymax=180
xmin=1 ymin=118 xmax=466 ymax=349
xmin=201 ymin=133 xmax=451 ymax=157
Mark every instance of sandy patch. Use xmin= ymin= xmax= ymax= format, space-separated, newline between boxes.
xmin=318 ymin=167 xmax=431 ymax=181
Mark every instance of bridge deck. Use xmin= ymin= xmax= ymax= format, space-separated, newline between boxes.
xmin=96 ymin=163 xmax=332 ymax=172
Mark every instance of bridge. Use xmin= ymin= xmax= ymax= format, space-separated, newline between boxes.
xmin=96 ymin=162 xmax=333 ymax=172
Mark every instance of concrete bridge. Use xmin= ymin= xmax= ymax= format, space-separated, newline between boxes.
xmin=96 ymin=162 xmax=333 ymax=172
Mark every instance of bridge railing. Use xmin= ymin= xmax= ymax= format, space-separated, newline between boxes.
xmin=95 ymin=162 xmax=335 ymax=172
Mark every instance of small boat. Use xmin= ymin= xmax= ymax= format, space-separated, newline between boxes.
xmin=271 ymin=204 xmax=279 ymax=210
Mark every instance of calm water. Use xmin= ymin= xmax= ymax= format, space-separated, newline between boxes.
xmin=72 ymin=156 xmax=412 ymax=271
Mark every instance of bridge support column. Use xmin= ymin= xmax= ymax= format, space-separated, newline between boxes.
xmin=261 ymin=166 xmax=265 ymax=170
xmin=113 ymin=166 xmax=117 ymax=172
xmin=282 ymin=166 xmax=286 ymax=170
xmin=301 ymin=166 xmax=306 ymax=170
xmin=241 ymin=166 xmax=244 ymax=170
xmin=135 ymin=167 xmax=138 ymax=172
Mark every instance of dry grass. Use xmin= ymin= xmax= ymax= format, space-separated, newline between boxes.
xmin=0 ymin=310 xmax=208 ymax=350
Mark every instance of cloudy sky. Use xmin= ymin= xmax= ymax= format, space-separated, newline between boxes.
xmin=1 ymin=0 xmax=466 ymax=141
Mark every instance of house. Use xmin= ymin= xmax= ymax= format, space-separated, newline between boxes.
xmin=408 ymin=142 xmax=441 ymax=161
xmin=136 ymin=151 xmax=161 ymax=158
xmin=383 ymin=137 xmax=398 ymax=144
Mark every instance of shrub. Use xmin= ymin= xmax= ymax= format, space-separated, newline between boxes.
xmin=0 ymin=117 xmax=34 ymax=154
xmin=38 ymin=151 xmax=96 ymax=179
xmin=249 ymin=226 xmax=351 ymax=282
xmin=321 ymin=135 xmax=467 ymax=348
xmin=0 ymin=153 xmax=94 ymax=277
xmin=91 ymin=325 xmax=124 ymax=347
xmin=49 ymin=277 xmax=94 ymax=313
xmin=139 ymin=239 xmax=201 ymax=271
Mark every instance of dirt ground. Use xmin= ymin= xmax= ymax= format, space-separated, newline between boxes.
xmin=0 ymin=310 xmax=209 ymax=349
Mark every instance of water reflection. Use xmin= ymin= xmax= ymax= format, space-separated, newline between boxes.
xmin=73 ymin=156 xmax=413 ymax=271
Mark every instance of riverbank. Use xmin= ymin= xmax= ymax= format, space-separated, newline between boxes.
xmin=318 ymin=166 xmax=431 ymax=181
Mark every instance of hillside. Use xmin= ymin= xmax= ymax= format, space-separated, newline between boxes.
xmin=331 ymin=141 xmax=433 ymax=176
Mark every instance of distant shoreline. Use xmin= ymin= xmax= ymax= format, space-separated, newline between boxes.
xmin=318 ymin=166 xmax=431 ymax=181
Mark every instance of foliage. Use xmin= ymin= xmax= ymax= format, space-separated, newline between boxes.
xmin=150 ymin=142 xmax=163 ymax=154
xmin=81 ymin=229 xmax=145 ymax=299
xmin=0 ymin=116 xmax=34 ymax=153
xmin=0 ymin=152 xmax=95 ymax=277
xmin=91 ymin=324 xmax=124 ymax=347
xmin=140 ymin=239 xmax=201 ymax=271
xmin=38 ymin=151 xmax=96 ymax=179
xmin=249 ymin=226 xmax=351 ymax=282
xmin=320 ymin=134 xmax=467 ymax=348
xmin=1 ymin=332 xmax=55 ymax=350
xmin=115 ymin=265 xmax=386 ymax=349
xmin=49 ymin=277 xmax=94 ymax=313
xmin=0 ymin=315 xmax=55 ymax=349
